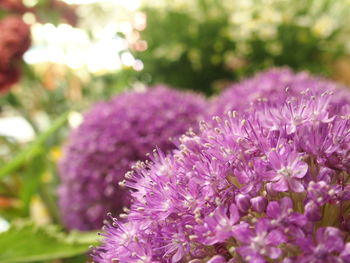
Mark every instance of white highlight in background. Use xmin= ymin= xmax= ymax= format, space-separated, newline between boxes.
xmin=24 ymin=23 xmax=125 ymax=73
xmin=0 ymin=116 xmax=35 ymax=142
xmin=62 ymin=0 xmax=140 ymax=11
xmin=0 ymin=218 xmax=10 ymax=233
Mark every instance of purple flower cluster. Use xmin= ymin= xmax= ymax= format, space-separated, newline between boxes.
xmin=93 ymin=69 xmax=350 ymax=262
xmin=58 ymin=86 xmax=206 ymax=230
xmin=209 ymin=67 xmax=350 ymax=118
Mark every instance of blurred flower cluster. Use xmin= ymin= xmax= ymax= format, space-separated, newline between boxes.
xmin=209 ymin=67 xmax=348 ymax=118
xmin=59 ymin=86 xmax=206 ymax=230
xmin=0 ymin=0 xmax=80 ymax=94
xmin=0 ymin=0 xmax=28 ymax=14
xmin=0 ymin=0 xmax=31 ymax=93
xmin=0 ymin=15 xmax=30 ymax=93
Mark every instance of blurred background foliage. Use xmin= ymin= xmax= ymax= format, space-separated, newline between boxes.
xmin=0 ymin=0 xmax=350 ymax=262
xmin=121 ymin=0 xmax=350 ymax=94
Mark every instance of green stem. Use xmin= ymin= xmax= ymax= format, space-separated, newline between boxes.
xmin=0 ymin=112 xmax=69 ymax=178
xmin=20 ymin=109 xmax=40 ymax=135
xmin=38 ymin=187 xmax=61 ymax=225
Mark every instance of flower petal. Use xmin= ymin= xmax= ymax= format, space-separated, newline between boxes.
xmin=232 ymin=223 xmax=253 ymax=243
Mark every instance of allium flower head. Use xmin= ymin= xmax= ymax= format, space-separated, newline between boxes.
xmin=210 ymin=67 xmax=350 ymax=118
xmin=93 ymin=73 xmax=350 ymax=262
xmin=0 ymin=15 xmax=31 ymax=93
xmin=58 ymin=86 xmax=206 ymax=230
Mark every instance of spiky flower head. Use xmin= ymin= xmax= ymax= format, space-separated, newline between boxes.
xmin=58 ymin=86 xmax=206 ymax=231
xmin=93 ymin=72 xmax=350 ymax=262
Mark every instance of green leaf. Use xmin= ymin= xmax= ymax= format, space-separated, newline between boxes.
xmin=0 ymin=112 xmax=69 ymax=178
xmin=0 ymin=221 xmax=100 ymax=263
xmin=4 ymin=93 xmax=22 ymax=108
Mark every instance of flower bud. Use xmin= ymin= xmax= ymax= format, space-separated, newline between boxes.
xmin=207 ymin=255 xmax=226 ymax=263
xmin=235 ymin=194 xmax=251 ymax=213
xmin=191 ymin=247 xmax=207 ymax=258
xmin=251 ymin=196 xmax=267 ymax=213
xmin=265 ymin=182 xmax=279 ymax=197
xmin=305 ymin=201 xmax=321 ymax=221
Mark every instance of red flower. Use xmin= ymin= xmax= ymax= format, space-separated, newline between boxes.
xmin=0 ymin=0 xmax=28 ymax=14
xmin=0 ymin=16 xmax=31 ymax=93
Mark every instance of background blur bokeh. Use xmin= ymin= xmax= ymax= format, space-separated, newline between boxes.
xmin=1 ymin=0 xmax=350 ymax=262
